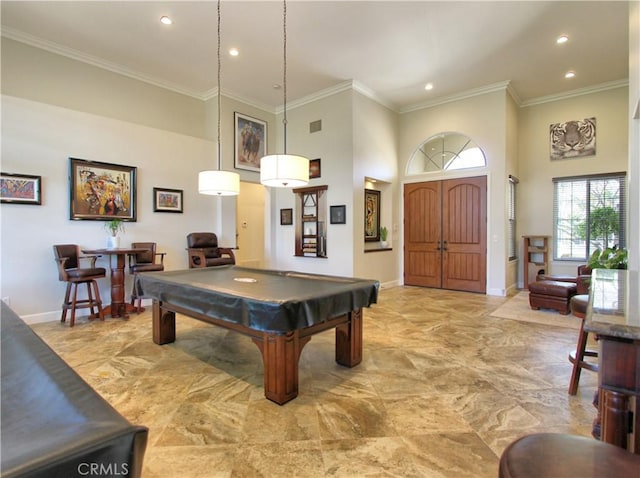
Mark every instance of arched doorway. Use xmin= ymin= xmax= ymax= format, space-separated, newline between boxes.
xmin=404 ymin=133 xmax=487 ymax=293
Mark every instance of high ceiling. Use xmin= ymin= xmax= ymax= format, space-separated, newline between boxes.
xmin=0 ymin=1 xmax=630 ymax=112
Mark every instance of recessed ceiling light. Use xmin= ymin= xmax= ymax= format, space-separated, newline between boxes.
xmin=160 ymin=16 xmax=172 ymax=25
xmin=565 ymin=71 xmax=576 ymax=79
xmin=424 ymin=83 xmax=434 ymax=91
xmin=273 ymin=84 xmax=281 ymax=89
xmin=229 ymin=48 xmax=239 ymax=57
xmin=556 ymin=35 xmax=569 ymax=44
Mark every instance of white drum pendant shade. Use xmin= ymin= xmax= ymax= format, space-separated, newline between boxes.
xmin=198 ymin=170 xmax=240 ymax=196
xmin=260 ymin=154 xmax=309 ymax=188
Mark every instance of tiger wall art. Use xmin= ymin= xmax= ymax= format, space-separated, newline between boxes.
xmin=549 ymin=117 xmax=596 ymax=160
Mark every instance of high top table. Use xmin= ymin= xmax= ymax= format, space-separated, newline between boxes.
xmin=82 ymin=247 xmax=149 ymax=318
xmin=584 ymin=269 xmax=640 ymax=454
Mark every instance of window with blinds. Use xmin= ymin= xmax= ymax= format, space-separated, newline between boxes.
xmin=553 ymin=172 xmax=626 ymax=261
xmin=508 ymin=175 xmax=518 ymax=261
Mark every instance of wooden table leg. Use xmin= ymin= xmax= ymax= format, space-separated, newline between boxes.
xmin=152 ymin=301 xmax=176 ymax=345
xmin=252 ymin=331 xmax=311 ymax=405
xmin=335 ymin=309 xmax=363 ymax=367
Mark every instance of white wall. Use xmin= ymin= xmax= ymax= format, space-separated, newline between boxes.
xmin=0 ymin=95 xmax=229 ymax=321
xmin=399 ymin=90 xmax=509 ymax=296
xmin=352 ymin=91 xmax=400 ymax=286
xmin=628 ymin=1 xmax=640 ymax=271
xmin=517 ymin=86 xmax=629 ymax=280
xmin=267 ymin=89 xmax=356 ymax=277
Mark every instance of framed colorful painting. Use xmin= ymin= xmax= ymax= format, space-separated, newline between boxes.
xmin=0 ymin=172 xmax=42 ymax=205
xmin=153 ymin=187 xmax=183 ymax=213
xmin=364 ymin=189 xmax=380 ymax=241
xmin=234 ymin=112 xmax=267 ymax=172
xmin=69 ymin=157 xmax=137 ymax=221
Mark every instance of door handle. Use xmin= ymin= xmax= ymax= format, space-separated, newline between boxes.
xmin=442 ymin=240 xmax=448 ymax=251
xmin=436 ymin=240 xmax=441 ymax=251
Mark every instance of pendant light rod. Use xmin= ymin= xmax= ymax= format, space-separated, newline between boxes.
xmin=260 ymin=0 xmax=309 ymax=188
xmin=216 ymin=0 xmax=222 ymax=166
xmin=282 ymin=0 xmax=287 ymax=154
xmin=199 ymin=0 xmax=240 ymax=196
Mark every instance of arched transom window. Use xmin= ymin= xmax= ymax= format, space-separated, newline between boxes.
xmin=407 ymin=132 xmax=486 ymax=174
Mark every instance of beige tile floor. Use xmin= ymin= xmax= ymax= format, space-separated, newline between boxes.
xmin=31 ymin=286 xmax=598 ymax=477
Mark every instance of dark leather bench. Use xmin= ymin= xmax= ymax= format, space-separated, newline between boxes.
xmin=528 ymin=280 xmax=577 ymax=315
xmin=1 ymin=302 xmax=148 ymax=477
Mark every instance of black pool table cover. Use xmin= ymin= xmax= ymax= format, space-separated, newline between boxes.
xmin=136 ymin=266 xmax=379 ymax=333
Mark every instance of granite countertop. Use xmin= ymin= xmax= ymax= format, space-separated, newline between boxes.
xmin=584 ymin=269 xmax=640 ymax=340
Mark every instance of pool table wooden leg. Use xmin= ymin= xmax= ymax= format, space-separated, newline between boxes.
xmin=335 ymin=309 xmax=363 ymax=367
xmin=252 ymin=331 xmax=311 ymax=405
xmin=152 ymin=301 xmax=176 ymax=345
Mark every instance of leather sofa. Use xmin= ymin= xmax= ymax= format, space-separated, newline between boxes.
xmin=1 ymin=302 xmax=148 ymax=477
xmin=186 ymin=232 xmax=235 ymax=268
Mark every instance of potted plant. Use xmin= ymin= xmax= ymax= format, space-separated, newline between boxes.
xmin=104 ymin=219 xmax=125 ymax=249
xmin=380 ymin=226 xmax=389 ymax=248
xmin=587 ymin=245 xmax=628 ymax=270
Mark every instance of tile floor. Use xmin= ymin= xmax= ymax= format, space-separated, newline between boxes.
xmin=31 ymin=286 xmax=598 ymax=477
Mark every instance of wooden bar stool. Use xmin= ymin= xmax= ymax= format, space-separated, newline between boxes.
xmin=499 ymin=433 xmax=640 ymax=478
xmin=568 ymin=294 xmax=598 ymax=395
xmin=128 ymin=242 xmax=166 ymax=313
xmin=53 ymin=244 xmax=106 ymax=327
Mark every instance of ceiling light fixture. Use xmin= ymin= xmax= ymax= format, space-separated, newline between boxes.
xmin=424 ymin=83 xmax=434 ymax=91
xmin=556 ymin=34 xmax=569 ymax=44
xmin=229 ymin=47 xmax=239 ymax=57
xmin=198 ymin=0 xmax=240 ymax=196
xmin=564 ymin=70 xmax=576 ymax=79
xmin=260 ymin=0 xmax=309 ymax=188
xmin=160 ymin=16 xmax=172 ymax=25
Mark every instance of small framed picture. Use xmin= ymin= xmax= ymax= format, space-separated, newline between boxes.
xmin=309 ymin=158 xmax=321 ymax=179
xmin=280 ymin=208 xmax=293 ymax=225
xmin=1 ymin=172 xmax=42 ymax=205
xmin=330 ymin=205 xmax=346 ymax=224
xmin=235 ymin=112 xmax=267 ymax=172
xmin=153 ymin=187 xmax=183 ymax=213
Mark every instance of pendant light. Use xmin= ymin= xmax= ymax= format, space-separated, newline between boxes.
xmin=199 ymin=0 xmax=240 ymax=196
xmin=260 ymin=0 xmax=309 ymax=188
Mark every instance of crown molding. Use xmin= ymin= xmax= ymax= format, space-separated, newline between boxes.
xmin=1 ymin=27 xmax=205 ymax=100
xmin=520 ymin=79 xmax=629 ymax=107
xmin=400 ymin=81 xmax=512 ymax=114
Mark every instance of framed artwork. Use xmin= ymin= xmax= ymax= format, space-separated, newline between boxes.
xmin=153 ymin=187 xmax=183 ymax=213
xmin=69 ymin=157 xmax=137 ymax=221
xmin=309 ymin=158 xmax=321 ymax=179
xmin=235 ymin=112 xmax=267 ymax=172
xmin=0 ymin=172 xmax=42 ymax=205
xmin=364 ymin=189 xmax=380 ymax=241
xmin=280 ymin=208 xmax=293 ymax=225
xmin=550 ymin=117 xmax=596 ymax=160
xmin=330 ymin=205 xmax=346 ymax=224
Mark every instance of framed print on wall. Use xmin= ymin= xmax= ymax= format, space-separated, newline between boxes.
xmin=0 ymin=172 xmax=42 ymax=205
xmin=280 ymin=208 xmax=293 ymax=225
xmin=235 ymin=112 xmax=267 ymax=172
xmin=364 ymin=189 xmax=380 ymax=241
xmin=69 ymin=157 xmax=137 ymax=221
xmin=153 ymin=187 xmax=183 ymax=213
xmin=309 ymin=158 xmax=321 ymax=179
xmin=330 ymin=205 xmax=346 ymax=224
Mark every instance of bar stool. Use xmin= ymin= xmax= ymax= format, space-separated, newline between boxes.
xmin=128 ymin=242 xmax=165 ymax=313
xmin=568 ymin=294 xmax=598 ymax=395
xmin=499 ymin=433 xmax=640 ymax=478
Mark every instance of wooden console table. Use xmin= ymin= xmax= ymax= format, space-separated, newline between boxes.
xmin=584 ymin=269 xmax=640 ymax=454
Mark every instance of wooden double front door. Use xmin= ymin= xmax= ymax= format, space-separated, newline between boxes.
xmin=404 ymin=176 xmax=487 ymax=293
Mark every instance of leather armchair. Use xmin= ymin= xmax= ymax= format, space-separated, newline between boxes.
xmin=186 ymin=232 xmax=235 ymax=268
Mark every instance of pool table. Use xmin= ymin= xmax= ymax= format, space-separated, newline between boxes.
xmin=135 ymin=266 xmax=379 ymax=404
